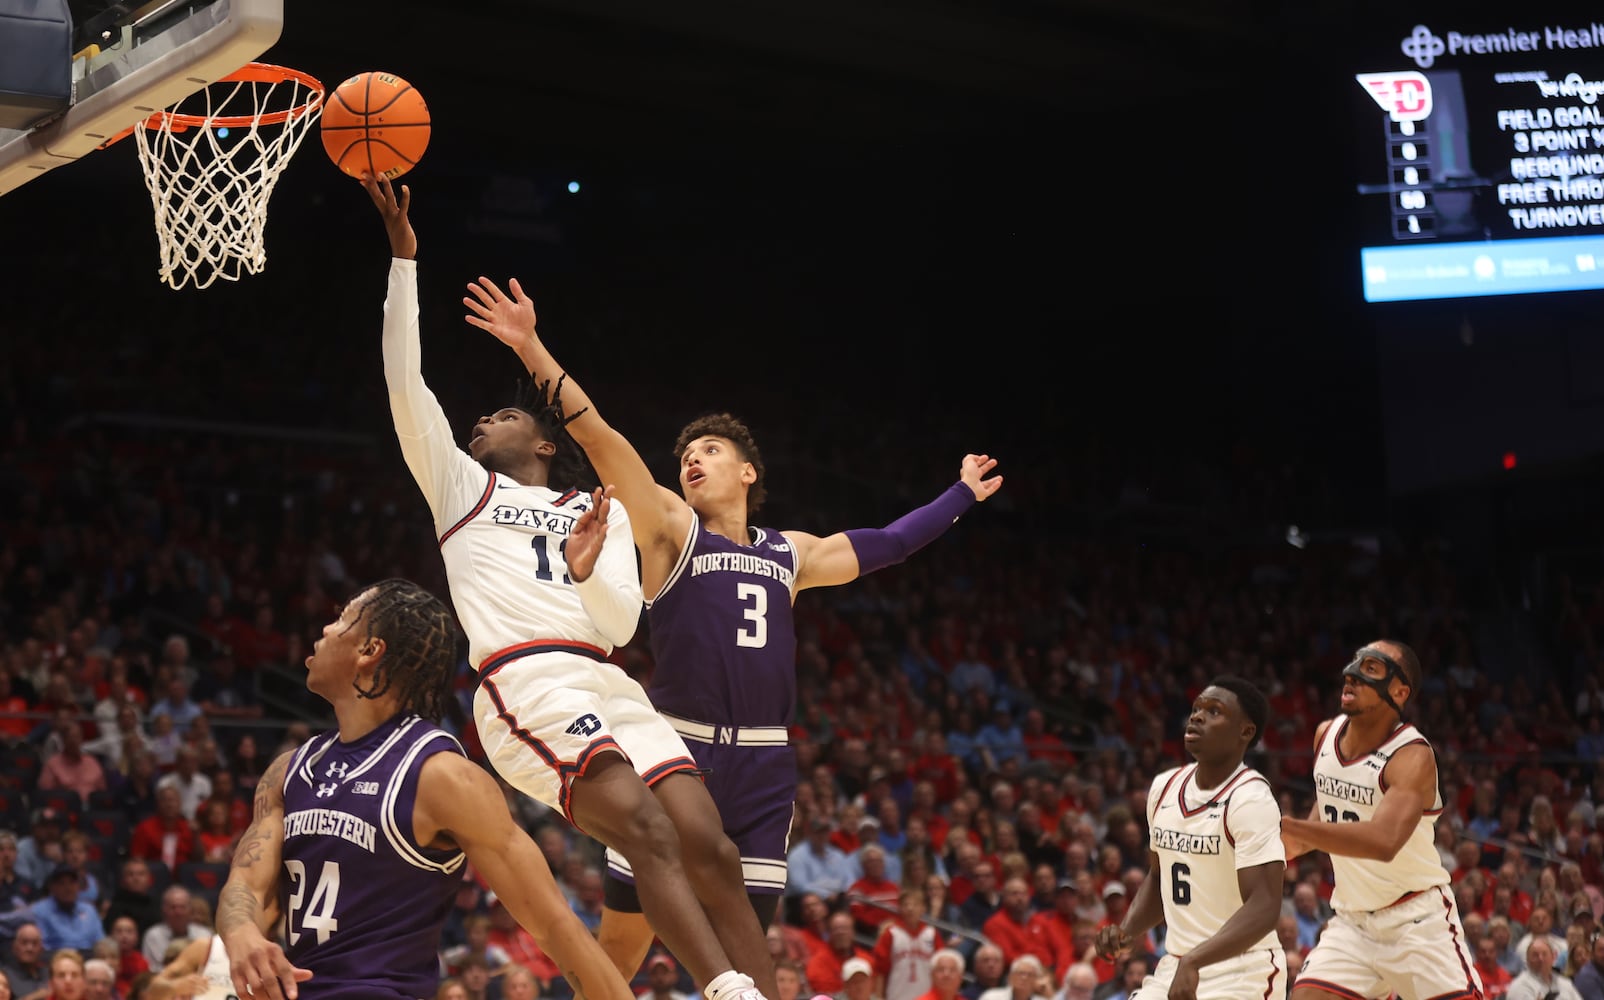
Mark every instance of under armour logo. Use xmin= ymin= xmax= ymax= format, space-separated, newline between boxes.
xmin=1400 ymin=24 xmax=1446 ymax=69
xmin=316 ymin=782 xmax=337 ymax=798
xmin=565 ymin=713 xmax=602 ymax=737
xmin=326 ymin=761 xmax=349 ymax=778
xmin=1357 ymin=72 xmax=1433 ymax=123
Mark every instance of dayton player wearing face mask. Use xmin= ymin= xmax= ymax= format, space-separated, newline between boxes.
xmin=1280 ymin=641 xmax=1482 ymax=1000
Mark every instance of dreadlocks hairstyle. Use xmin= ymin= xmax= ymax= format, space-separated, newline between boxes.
xmin=345 ymin=578 xmax=462 ymax=722
xmin=1208 ymin=674 xmax=1270 ymax=749
xmin=512 ymin=372 xmax=597 ymax=491
xmin=672 ymin=412 xmax=767 ymax=516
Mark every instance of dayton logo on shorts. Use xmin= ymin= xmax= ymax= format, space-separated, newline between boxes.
xmin=565 ymin=714 xmax=602 ymax=737
xmin=1356 ymin=71 xmax=1433 ymax=123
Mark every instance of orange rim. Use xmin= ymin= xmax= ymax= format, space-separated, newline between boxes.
xmin=147 ymin=62 xmax=325 ymax=129
xmin=100 ymin=62 xmax=324 ymax=147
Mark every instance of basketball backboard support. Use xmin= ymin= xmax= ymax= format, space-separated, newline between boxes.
xmin=0 ymin=0 xmax=281 ymax=198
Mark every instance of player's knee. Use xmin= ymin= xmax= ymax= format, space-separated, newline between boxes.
xmin=609 ymin=803 xmax=682 ymax=864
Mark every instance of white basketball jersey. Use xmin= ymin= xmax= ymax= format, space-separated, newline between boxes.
xmin=198 ymin=934 xmax=235 ymax=1000
xmin=1146 ymin=763 xmax=1283 ymax=955
xmin=383 ymin=260 xmax=641 ymax=670
xmin=1311 ymin=716 xmax=1448 ymax=912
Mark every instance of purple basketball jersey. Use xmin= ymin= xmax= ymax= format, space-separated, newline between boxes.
xmin=645 ymin=518 xmax=798 ymax=727
xmin=280 ymin=714 xmax=466 ymax=999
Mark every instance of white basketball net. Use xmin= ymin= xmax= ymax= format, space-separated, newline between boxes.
xmin=133 ymin=67 xmax=324 ymax=290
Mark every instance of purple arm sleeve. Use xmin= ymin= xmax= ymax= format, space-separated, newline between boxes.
xmin=845 ymin=481 xmax=977 ymax=575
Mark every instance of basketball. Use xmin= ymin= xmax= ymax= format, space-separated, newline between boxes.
xmin=320 ymin=71 xmax=431 ymax=179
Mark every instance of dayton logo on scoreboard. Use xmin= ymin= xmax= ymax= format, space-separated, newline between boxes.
xmin=1357 ymin=72 xmax=1433 ymax=122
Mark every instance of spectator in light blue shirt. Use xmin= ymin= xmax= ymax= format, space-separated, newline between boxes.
xmin=974 ymin=704 xmax=1027 ymax=772
xmin=786 ymin=816 xmax=853 ymax=906
xmin=30 ymin=866 xmax=102 ymax=952
xmin=148 ymin=675 xmax=205 ymax=735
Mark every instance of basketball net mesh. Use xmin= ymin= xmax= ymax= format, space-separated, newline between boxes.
xmin=133 ymin=67 xmax=324 ymax=290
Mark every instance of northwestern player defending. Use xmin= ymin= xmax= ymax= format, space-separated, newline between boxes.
xmin=215 ymin=579 xmax=632 ymax=1000
xmin=1097 ymin=677 xmax=1286 ymax=1000
xmin=363 ymin=176 xmax=771 ymax=1000
xmin=459 ymin=265 xmax=1002 ymax=978
xmin=1279 ymin=641 xmax=1482 ymax=1000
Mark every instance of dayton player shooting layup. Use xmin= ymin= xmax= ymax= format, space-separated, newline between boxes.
xmin=460 ymin=265 xmax=1001 ymax=977
xmin=1097 ymin=676 xmax=1286 ymax=1000
xmin=364 ymin=175 xmax=773 ymax=1000
xmin=1280 ymin=641 xmax=1482 ymax=1000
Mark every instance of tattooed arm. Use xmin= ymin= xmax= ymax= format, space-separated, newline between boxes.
xmin=412 ymin=752 xmax=634 ymax=1000
xmin=218 ymin=751 xmax=313 ymax=1000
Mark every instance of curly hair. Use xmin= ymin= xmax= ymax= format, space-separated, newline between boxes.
xmin=512 ymin=373 xmax=596 ymax=491
xmin=345 ymin=578 xmax=462 ymax=722
xmin=672 ymin=412 xmax=767 ymax=515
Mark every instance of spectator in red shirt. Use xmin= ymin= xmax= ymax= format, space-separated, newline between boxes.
xmin=980 ymin=876 xmax=1054 ymax=970
xmin=1474 ymin=935 xmax=1513 ymax=999
xmin=806 ymin=910 xmax=873 ymax=996
xmin=848 ymin=845 xmax=902 ymax=937
xmin=1028 ymin=879 xmax=1075 ymax=977
xmin=1021 ymin=709 xmax=1074 ymax=767
xmin=911 ymin=733 xmax=961 ymax=808
xmin=911 ymin=949 xmax=966 ymax=1000
xmin=0 ymin=672 xmax=33 ymax=744
xmin=128 ymin=785 xmax=197 ymax=871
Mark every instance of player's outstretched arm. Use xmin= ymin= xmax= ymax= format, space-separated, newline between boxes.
xmin=415 ymin=753 xmax=634 ymax=1000
xmin=1280 ymin=742 xmax=1434 ymax=862
xmin=792 ymin=453 xmax=1002 ymax=590
xmin=218 ymin=751 xmax=312 ymax=1000
xmin=462 ymin=276 xmax=688 ymax=554
xmin=1096 ymin=850 xmax=1163 ymax=961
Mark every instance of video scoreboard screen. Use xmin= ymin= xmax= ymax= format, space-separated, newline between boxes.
xmin=1356 ymin=16 xmax=1604 ymax=301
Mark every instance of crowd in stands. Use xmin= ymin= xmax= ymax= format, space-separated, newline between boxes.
xmin=3 ymin=317 xmax=1604 ymax=1000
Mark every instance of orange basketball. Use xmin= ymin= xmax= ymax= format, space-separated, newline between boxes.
xmin=320 ymin=71 xmax=430 ymax=179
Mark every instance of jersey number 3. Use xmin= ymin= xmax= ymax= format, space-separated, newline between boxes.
xmin=286 ymin=858 xmax=341 ymax=946
xmin=736 ymin=583 xmax=768 ymax=648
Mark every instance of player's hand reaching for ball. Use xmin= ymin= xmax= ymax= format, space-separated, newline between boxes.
xmin=464 ymin=276 xmax=538 ymax=352
xmin=1094 ymin=923 xmax=1131 ymax=960
xmin=959 ymin=453 xmax=1003 ymax=501
xmin=360 ymin=173 xmax=417 ymax=261
xmin=566 ymin=486 xmax=614 ymax=582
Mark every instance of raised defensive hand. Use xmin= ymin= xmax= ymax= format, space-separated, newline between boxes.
xmin=360 ymin=173 xmax=417 ymax=260
xmin=959 ymin=453 xmax=1004 ymax=501
xmin=464 ymin=275 xmax=538 ymax=351
xmin=566 ymin=486 xmax=614 ymax=582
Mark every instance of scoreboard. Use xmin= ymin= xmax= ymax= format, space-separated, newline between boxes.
xmin=1356 ymin=17 xmax=1604 ymax=301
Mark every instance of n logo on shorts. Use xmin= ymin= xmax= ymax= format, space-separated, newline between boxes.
xmin=565 ymin=714 xmax=602 ymax=737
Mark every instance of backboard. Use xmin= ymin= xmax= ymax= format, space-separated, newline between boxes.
xmin=0 ymin=0 xmax=282 ymax=198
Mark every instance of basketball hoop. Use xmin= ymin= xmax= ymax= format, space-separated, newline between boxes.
xmin=124 ymin=62 xmax=324 ymax=290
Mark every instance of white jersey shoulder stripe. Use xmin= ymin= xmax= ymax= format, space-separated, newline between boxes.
xmin=646 ymin=510 xmax=701 ymax=607
xmin=438 ymin=473 xmax=498 ymax=548
xmin=381 ymin=727 xmax=467 ymax=875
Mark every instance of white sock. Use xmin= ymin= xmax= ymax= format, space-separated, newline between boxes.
xmin=704 ymin=970 xmax=756 ymax=1000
